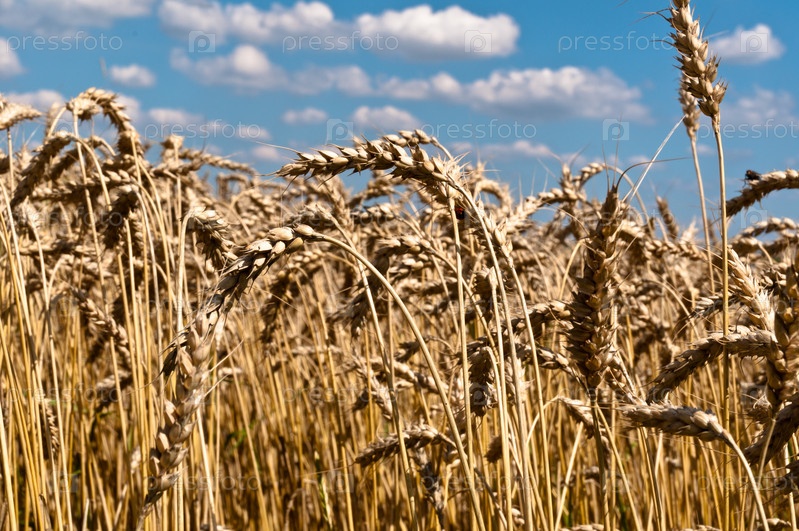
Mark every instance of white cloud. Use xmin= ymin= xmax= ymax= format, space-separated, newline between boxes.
xmin=158 ymin=0 xmax=226 ymax=37
xmin=1 ymin=91 xmax=272 ymax=147
xmin=158 ymin=0 xmax=337 ymax=44
xmin=171 ymin=45 xmax=372 ymax=95
xmin=356 ymin=5 xmax=518 ymax=60
xmin=449 ymin=141 xmax=473 ymax=155
xmin=109 ymin=64 xmax=156 ymax=88
xmin=352 ymin=105 xmax=420 ymax=132
xmin=291 ymin=65 xmax=372 ymax=95
xmin=460 ymin=67 xmax=647 ymax=121
xmin=694 ymin=143 xmax=714 ymax=156
xmin=115 ymin=93 xmax=142 ymax=122
xmin=143 ymin=108 xmax=270 ymax=142
xmin=379 ymin=76 xmax=441 ymax=101
xmin=428 ymin=72 xmax=462 ymax=99
xmin=0 ymin=0 xmax=154 ymax=33
xmin=723 ymin=88 xmax=796 ymax=126
xmin=158 ymin=1 xmax=519 ymax=61
xmin=252 ymin=145 xmax=289 ymax=161
xmin=207 ymin=121 xmax=270 ymax=140
xmin=624 ymin=154 xmax=656 ymax=167
xmin=171 ymin=50 xmax=646 ymax=122
xmin=448 ymin=140 xmax=574 ymax=168
xmin=147 ymin=108 xmax=204 ymax=127
xmin=0 ymin=38 xmax=24 ymax=77
xmin=474 ymin=140 xmax=554 ymax=159
xmin=171 ymin=45 xmax=286 ymax=90
xmin=711 ymin=24 xmax=785 ymax=64
xmin=3 ymin=89 xmax=64 ymax=110
xmin=140 ymin=107 xmax=204 ymax=141
xmin=98 ymin=94 xmax=270 ymax=143
xmin=379 ymin=67 xmax=648 ymax=121
xmin=226 ymin=1 xmax=336 ymax=43
xmin=282 ymin=107 xmax=328 ymax=125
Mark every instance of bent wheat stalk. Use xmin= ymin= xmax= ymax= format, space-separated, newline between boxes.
xmin=137 ymin=224 xmax=311 ymax=526
xmin=623 ymin=403 xmax=770 ymax=531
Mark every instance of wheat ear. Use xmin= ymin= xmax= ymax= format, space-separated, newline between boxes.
xmin=138 ymin=224 xmax=311 ymax=524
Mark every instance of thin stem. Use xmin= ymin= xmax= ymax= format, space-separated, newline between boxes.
xmin=713 ymin=116 xmax=732 ymax=530
xmin=689 ymin=133 xmax=716 ymax=292
xmin=313 ymin=231 xmax=487 ymax=530
xmin=448 ymin=195 xmax=477 ymax=530
xmin=727 ymin=439 xmax=770 ymax=531
xmin=328 ymin=216 xmax=418 ymax=530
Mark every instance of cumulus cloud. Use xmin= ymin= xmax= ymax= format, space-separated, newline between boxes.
xmin=356 ymin=5 xmax=518 ymax=59
xmin=1 ymin=90 xmax=271 ymax=147
xmin=712 ymin=24 xmax=785 ymax=64
xmin=3 ymin=89 xmax=64 ymax=110
xmin=292 ymin=65 xmax=372 ymax=95
xmin=378 ymin=67 xmax=648 ymax=121
xmin=157 ymin=0 xmax=225 ymax=41
xmin=282 ymin=107 xmax=328 ymax=125
xmin=0 ymin=39 xmax=24 ymax=77
xmin=138 ymin=107 xmax=204 ymax=141
xmin=172 ymin=49 xmax=646 ymax=122
xmin=171 ymin=45 xmax=286 ymax=90
xmin=171 ymin=45 xmax=372 ymax=95
xmin=351 ymin=106 xmax=420 ymax=131
xmin=252 ymin=145 xmax=289 ymax=161
xmin=723 ymin=88 xmax=797 ymax=127
xmin=158 ymin=1 xmax=519 ymax=61
xmin=159 ymin=0 xmax=337 ymax=44
xmin=89 ymin=94 xmax=269 ymax=143
xmin=109 ymin=64 xmax=156 ymax=88
xmin=450 ymin=140 xmax=568 ymax=166
xmin=228 ymin=1 xmax=337 ymax=43
xmin=477 ymin=140 xmax=554 ymax=158
xmin=147 ymin=108 xmax=204 ymax=127
xmin=454 ymin=140 xmax=559 ymax=161
xmin=460 ymin=67 xmax=647 ymax=120
xmin=115 ymin=93 xmax=143 ymax=123
xmin=143 ymin=108 xmax=270 ymax=142
xmin=232 ymin=123 xmax=271 ymax=140
xmin=0 ymin=0 xmax=154 ymax=33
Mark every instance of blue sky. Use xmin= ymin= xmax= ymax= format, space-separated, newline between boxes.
xmin=2 ymin=0 xmax=797 ymax=228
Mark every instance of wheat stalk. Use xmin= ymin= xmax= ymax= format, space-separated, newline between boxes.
xmin=139 ymin=224 xmax=311 ymax=523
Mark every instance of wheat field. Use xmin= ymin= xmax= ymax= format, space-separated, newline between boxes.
xmin=1 ymin=1 xmax=799 ymax=530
